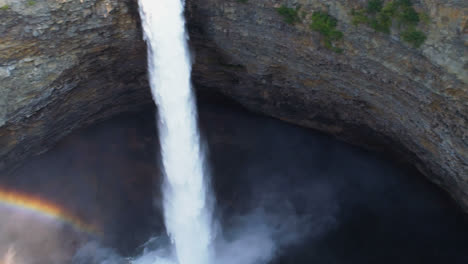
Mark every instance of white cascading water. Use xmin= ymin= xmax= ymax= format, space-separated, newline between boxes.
xmin=137 ymin=0 xmax=214 ymax=264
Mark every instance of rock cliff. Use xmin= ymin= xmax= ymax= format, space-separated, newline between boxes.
xmin=0 ymin=0 xmax=467 ymax=212
xmin=187 ymin=0 xmax=468 ymax=212
xmin=0 ymin=0 xmax=150 ymax=171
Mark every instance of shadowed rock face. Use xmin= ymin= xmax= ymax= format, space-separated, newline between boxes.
xmin=0 ymin=0 xmax=467 ymax=212
xmin=187 ymin=0 xmax=468 ymax=212
xmin=0 ymin=0 xmax=151 ymax=171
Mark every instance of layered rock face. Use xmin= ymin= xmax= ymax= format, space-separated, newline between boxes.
xmin=0 ymin=0 xmax=467 ymax=211
xmin=186 ymin=0 xmax=468 ymax=211
xmin=0 ymin=0 xmax=150 ymax=171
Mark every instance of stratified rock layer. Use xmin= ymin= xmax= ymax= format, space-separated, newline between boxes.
xmin=0 ymin=0 xmax=150 ymax=170
xmin=186 ymin=0 xmax=467 ymax=211
xmin=0 ymin=0 xmax=467 ymax=212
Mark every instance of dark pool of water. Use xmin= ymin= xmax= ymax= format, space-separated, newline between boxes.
xmin=3 ymin=99 xmax=468 ymax=263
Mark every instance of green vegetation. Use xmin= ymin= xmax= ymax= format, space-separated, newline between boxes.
xmin=366 ymin=0 xmax=383 ymax=13
xmin=0 ymin=4 xmax=10 ymax=10
xmin=352 ymin=0 xmax=396 ymax=33
xmin=274 ymin=5 xmax=344 ymax=53
xmin=351 ymin=0 xmax=428 ymax=48
xmin=27 ymin=0 xmax=36 ymax=6
xmin=351 ymin=9 xmax=369 ymax=25
xmin=276 ymin=5 xmax=300 ymax=25
xmin=398 ymin=4 xmax=419 ymax=25
xmin=419 ymin=12 xmax=431 ymax=24
xmin=310 ymin=11 xmax=343 ymax=53
xmin=400 ymin=28 xmax=426 ymax=47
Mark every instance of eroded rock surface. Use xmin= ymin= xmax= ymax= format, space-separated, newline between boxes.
xmin=186 ymin=0 xmax=468 ymax=211
xmin=0 ymin=0 xmax=467 ymax=212
xmin=0 ymin=0 xmax=150 ymax=171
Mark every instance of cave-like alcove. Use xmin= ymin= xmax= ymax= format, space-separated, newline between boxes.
xmin=0 ymin=0 xmax=467 ymax=263
xmin=2 ymin=94 xmax=467 ymax=263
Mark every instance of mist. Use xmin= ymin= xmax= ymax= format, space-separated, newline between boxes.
xmin=71 ymin=172 xmax=338 ymax=264
xmin=0 ymin=205 xmax=89 ymax=264
xmin=1 ymin=101 xmax=467 ymax=264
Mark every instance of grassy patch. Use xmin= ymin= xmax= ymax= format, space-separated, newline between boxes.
xmin=367 ymin=0 xmax=383 ymax=13
xmin=27 ymin=0 xmax=36 ymax=6
xmin=351 ymin=0 xmax=428 ymax=47
xmin=419 ymin=12 xmax=431 ymax=24
xmin=381 ymin=1 xmax=398 ymax=17
xmin=310 ymin=11 xmax=344 ymax=53
xmin=351 ymin=9 xmax=369 ymax=25
xmin=398 ymin=5 xmax=419 ymax=25
xmin=400 ymin=28 xmax=426 ymax=47
xmin=276 ymin=5 xmax=300 ymax=24
xmin=0 ymin=4 xmax=10 ymax=10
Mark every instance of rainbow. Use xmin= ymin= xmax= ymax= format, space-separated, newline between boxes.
xmin=0 ymin=187 xmax=99 ymax=235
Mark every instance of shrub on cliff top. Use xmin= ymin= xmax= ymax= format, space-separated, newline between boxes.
xmin=351 ymin=9 xmax=369 ymax=25
xmin=310 ymin=11 xmax=344 ymax=53
xmin=367 ymin=0 xmax=383 ymax=13
xmin=276 ymin=5 xmax=301 ymax=24
xmin=398 ymin=5 xmax=419 ymax=25
xmin=351 ymin=0 xmax=428 ymax=48
xmin=400 ymin=28 xmax=426 ymax=47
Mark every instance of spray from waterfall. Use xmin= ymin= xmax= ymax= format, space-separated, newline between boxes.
xmin=136 ymin=0 xmax=215 ymax=263
xmin=122 ymin=1 xmax=317 ymax=264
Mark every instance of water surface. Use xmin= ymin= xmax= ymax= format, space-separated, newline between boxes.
xmin=3 ymin=99 xmax=468 ymax=263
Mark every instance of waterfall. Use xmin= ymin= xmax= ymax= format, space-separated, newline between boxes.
xmin=136 ymin=0 xmax=214 ymax=264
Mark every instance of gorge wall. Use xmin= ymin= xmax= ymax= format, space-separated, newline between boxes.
xmin=0 ymin=0 xmax=150 ymax=171
xmin=0 ymin=0 xmax=467 ymax=212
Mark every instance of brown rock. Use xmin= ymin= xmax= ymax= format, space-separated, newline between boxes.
xmin=0 ymin=0 xmax=467 ymax=213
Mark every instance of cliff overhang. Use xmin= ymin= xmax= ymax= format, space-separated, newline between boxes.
xmin=0 ymin=0 xmax=466 ymax=212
